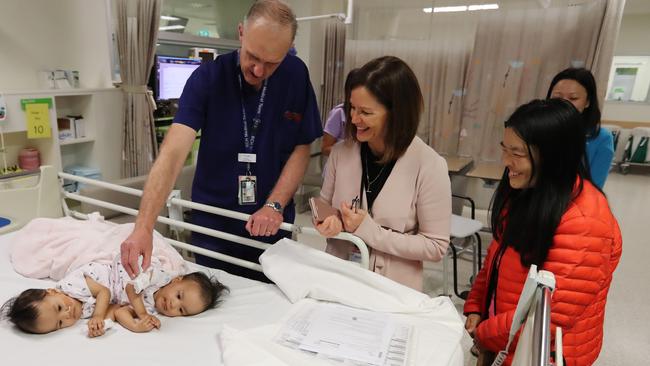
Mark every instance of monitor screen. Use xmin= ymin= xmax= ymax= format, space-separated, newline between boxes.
xmin=156 ymin=56 xmax=201 ymax=100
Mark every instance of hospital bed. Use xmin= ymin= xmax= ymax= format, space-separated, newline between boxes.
xmin=0 ymin=166 xmax=465 ymax=366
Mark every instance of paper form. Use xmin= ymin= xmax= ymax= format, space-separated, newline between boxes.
xmin=275 ymin=302 xmax=411 ymax=366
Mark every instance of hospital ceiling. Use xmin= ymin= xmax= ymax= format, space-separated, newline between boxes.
xmin=159 ymin=0 xmax=650 ymax=40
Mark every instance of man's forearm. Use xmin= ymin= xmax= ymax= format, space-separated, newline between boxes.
xmin=267 ymin=144 xmax=311 ymax=207
xmin=134 ymin=157 xmax=182 ymax=232
xmin=134 ymin=124 xmax=195 ymax=232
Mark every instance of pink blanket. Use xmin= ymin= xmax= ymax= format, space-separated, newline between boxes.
xmin=11 ymin=214 xmax=186 ymax=280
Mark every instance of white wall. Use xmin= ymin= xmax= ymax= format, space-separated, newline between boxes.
xmin=613 ymin=13 xmax=650 ymax=56
xmin=0 ymin=0 xmax=113 ymax=90
xmin=602 ymin=13 xmax=650 ymax=123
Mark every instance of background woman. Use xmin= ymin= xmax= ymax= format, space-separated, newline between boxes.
xmin=547 ymin=67 xmax=614 ymax=189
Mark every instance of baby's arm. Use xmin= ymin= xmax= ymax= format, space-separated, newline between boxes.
xmin=85 ymin=275 xmax=112 ymax=338
xmin=125 ymin=283 xmax=160 ymax=328
xmin=114 ymin=306 xmax=159 ymax=333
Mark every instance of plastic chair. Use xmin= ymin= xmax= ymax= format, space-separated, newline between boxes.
xmin=443 ymin=194 xmax=483 ymax=299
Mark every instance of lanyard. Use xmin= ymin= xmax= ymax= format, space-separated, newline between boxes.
xmin=237 ymin=74 xmax=268 ymax=154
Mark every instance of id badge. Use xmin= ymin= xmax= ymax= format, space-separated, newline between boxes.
xmin=238 ymin=175 xmax=257 ymax=205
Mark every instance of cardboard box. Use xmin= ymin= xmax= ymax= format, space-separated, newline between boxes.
xmin=57 ymin=118 xmax=75 ymax=141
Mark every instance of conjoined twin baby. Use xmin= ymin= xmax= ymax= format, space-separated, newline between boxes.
xmin=2 ymin=255 xmax=228 ymax=337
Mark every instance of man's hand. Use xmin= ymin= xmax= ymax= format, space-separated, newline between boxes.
xmin=340 ymin=202 xmax=367 ymax=233
xmin=246 ymin=205 xmax=283 ymax=236
xmin=120 ymin=228 xmax=153 ymax=279
xmin=314 ymin=215 xmax=343 ymax=238
xmin=465 ymin=313 xmax=482 ymax=338
xmin=87 ymin=317 xmax=105 ymax=338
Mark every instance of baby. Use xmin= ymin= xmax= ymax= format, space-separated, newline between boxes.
xmin=1 ymin=256 xmax=228 ymax=337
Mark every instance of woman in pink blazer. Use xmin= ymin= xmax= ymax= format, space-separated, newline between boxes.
xmin=314 ymin=56 xmax=451 ymax=291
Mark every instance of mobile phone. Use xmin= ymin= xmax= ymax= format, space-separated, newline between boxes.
xmin=309 ymin=197 xmax=339 ymax=223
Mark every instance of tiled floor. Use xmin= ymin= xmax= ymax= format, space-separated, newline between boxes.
xmin=294 ymin=170 xmax=650 ymax=366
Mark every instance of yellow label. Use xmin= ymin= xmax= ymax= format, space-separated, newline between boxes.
xmin=25 ymin=103 xmax=52 ymax=139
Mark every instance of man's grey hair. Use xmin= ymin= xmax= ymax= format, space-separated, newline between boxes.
xmin=244 ymin=0 xmax=297 ymax=41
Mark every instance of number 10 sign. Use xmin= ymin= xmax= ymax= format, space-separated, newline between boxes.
xmin=21 ymin=98 xmax=52 ymax=139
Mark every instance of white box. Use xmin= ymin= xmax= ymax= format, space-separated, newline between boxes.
xmin=74 ymin=117 xmax=85 ymax=138
xmin=57 ymin=118 xmax=75 ymax=141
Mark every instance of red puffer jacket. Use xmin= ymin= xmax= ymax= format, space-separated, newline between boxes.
xmin=463 ymin=179 xmax=622 ymax=366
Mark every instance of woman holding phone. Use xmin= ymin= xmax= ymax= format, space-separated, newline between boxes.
xmin=313 ymin=56 xmax=451 ymax=291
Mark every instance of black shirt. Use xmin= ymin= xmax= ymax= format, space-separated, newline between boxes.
xmin=360 ymin=142 xmax=396 ymax=212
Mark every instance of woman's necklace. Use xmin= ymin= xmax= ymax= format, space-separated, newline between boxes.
xmin=364 ymin=150 xmax=386 ymax=193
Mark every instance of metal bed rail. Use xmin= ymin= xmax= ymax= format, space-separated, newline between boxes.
xmin=58 ymin=172 xmax=370 ymax=272
xmin=532 ymin=285 xmax=553 ymax=366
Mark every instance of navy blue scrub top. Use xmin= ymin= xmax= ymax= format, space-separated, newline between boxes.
xmin=173 ymin=50 xmax=322 ymax=229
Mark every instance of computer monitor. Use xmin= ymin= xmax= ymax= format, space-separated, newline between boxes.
xmin=155 ymin=56 xmax=201 ymax=100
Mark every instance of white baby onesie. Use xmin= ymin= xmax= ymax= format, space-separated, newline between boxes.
xmin=56 ymin=262 xmax=112 ymax=319
xmin=110 ymin=256 xmax=174 ymax=314
xmin=57 ymin=256 xmax=175 ymax=316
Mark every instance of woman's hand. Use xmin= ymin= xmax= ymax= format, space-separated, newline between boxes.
xmin=314 ymin=215 xmax=343 ymax=238
xmin=465 ymin=313 xmax=482 ymax=338
xmin=340 ymin=202 xmax=367 ymax=233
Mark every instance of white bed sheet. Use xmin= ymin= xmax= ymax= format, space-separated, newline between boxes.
xmin=0 ymin=231 xmax=294 ymax=366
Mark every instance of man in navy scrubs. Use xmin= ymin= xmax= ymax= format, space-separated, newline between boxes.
xmin=120 ymin=0 xmax=322 ymax=281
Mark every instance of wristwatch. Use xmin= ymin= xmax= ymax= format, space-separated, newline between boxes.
xmin=265 ymin=201 xmax=283 ymax=213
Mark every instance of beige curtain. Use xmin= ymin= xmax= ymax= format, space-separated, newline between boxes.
xmin=345 ymin=13 xmax=476 ymax=153
xmin=321 ymin=18 xmax=346 ymax=122
xmin=458 ymin=0 xmax=625 ymax=162
xmin=116 ymin=0 xmax=161 ymax=178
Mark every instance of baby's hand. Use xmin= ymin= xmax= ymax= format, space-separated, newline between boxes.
xmin=134 ymin=314 xmax=161 ymax=332
xmin=87 ymin=317 xmax=105 ymax=338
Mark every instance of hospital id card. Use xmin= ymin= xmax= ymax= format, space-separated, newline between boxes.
xmin=238 ymin=175 xmax=257 ymax=205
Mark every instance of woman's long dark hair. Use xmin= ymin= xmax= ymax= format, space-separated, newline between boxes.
xmin=490 ymin=99 xmax=591 ymax=267
xmin=546 ymin=67 xmax=601 ymax=138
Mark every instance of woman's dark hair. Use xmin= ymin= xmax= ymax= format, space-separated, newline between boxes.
xmin=546 ymin=67 xmax=601 ymax=137
xmin=490 ymin=99 xmax=591 ymax=267
xmin=1 ymin=288 xmax=47 ymax=334
xmin=341 ymin=67 xmax=359 ymax=106
xmin=184 ymin=272 xmax=229 ymax=312
xmin=344 ymin=56 xmax=423 ymax=163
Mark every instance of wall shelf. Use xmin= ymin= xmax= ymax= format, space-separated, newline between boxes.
xmin=60 ymin=137 xmax=95 ymax=146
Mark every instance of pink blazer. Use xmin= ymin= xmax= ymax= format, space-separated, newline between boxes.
xmin=321 ymin=137 xmax=451 ymax=291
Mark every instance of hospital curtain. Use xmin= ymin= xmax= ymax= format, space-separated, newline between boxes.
xmin=321 ymin=18 xmax=347 ymax=123
xmin=345 ymin=13 xmax=476 ymax=153
xmin=115 ymin=0 xmax=161 ymax=178
xmin=345 ymin=0 xmax=625 ymax=161
xmin=458 ymin=0 xmax=625 ymax=162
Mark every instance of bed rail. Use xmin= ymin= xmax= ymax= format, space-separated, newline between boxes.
xmin=58 ymin=172 xmax=370 ymax=272
xmin=532 ymin=285 xmax=552 ymax=366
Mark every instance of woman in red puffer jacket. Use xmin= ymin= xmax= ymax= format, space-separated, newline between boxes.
xmin=463 ymin=99 xmax=622 ymax=366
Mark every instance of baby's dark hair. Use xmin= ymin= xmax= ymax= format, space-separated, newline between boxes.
xmin=183 ymin=272 xmax=229 ymax=312
xmin=1 ymin=288 xmax=48 ymax=334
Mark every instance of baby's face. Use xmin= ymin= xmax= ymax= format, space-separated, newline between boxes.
xmin=33 ymin=290 xmax=82 ymax=334
xmin=153 ymin=278 xmax=205 ymax=317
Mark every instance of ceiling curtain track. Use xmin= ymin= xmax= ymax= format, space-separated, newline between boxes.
xmin=115 ymin=0 xmax=161 ymax=178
